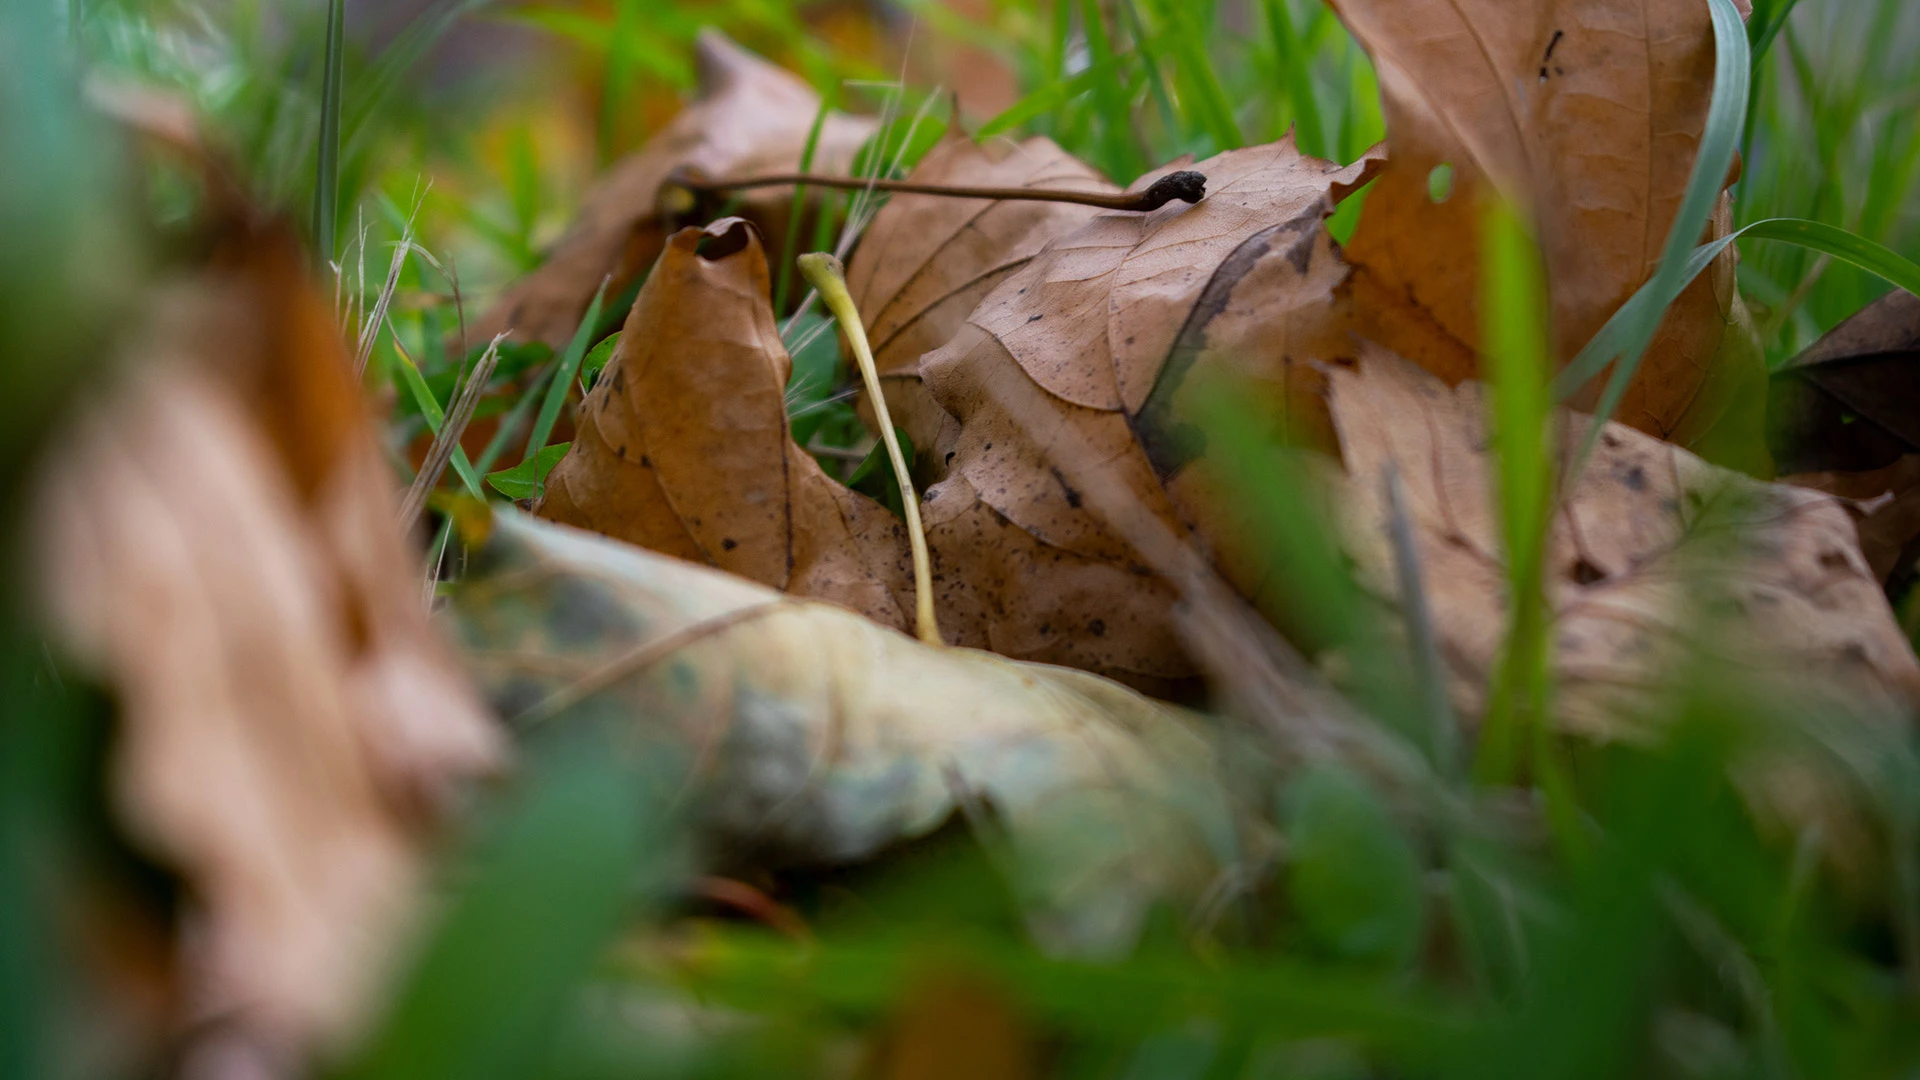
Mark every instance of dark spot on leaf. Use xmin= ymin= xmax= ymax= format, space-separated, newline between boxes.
xmin=613 ymin=369 xmax=626 ymax=392
xmin=640 ymin=455 xmax=652 ymax=468
xmin=1050 ymin=466 xmax=1083 ymax=509
xmin=722 ymin=538 xmax=738 ymax=551
xmin=1570 ymin=558 xmax=1606 ymax=586
xmin=1623 ymin=465 xmax=1647 ymax=492
xmin=1819 ymin=549 xmax=1850 ymax=570
xmin=1027 ymin=314 xmax=1044 ymax=323
xmin=1089 ymin=619 xmax=1106 ymax=637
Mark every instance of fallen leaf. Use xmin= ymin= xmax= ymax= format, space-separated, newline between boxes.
xmin=1328 ymin=347 xmax=1920 ymax=737
xmin=1773 ymin=289 xmax=1920 ymax=585
xmin=845 ymin=130 xmax=1117 ymax=456
xmin=466 ymin=30 xmax=875 ymax=351
xmin=31 ymin=224 xmax=502 ymax=1061
xmin=919 ymin=137 xmax=1380 ymax=662
xmin=1771 ymin=288 xmax=1920 ymax=476
xmin=537 ymin=218 xmax=917 ymax=630
xmin=1327 ymin=0 xmax=1761 ymax=451
xmin=446 ymin=509 xmax=1258 ymax=957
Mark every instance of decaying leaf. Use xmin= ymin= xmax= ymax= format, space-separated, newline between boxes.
xmin=920 ymin=137 xmax=1380 ymax=664
xmin=845 ymin=130 xmax=1117 ymax=455
xmin=1774 ymin=289 xmax=1920 ymax=585
xmin=1327 ymin=0 xmax=1760 ymax=451
xmin=1329 ymin=347 xmax=1920 ymax=737
xmin=1772 ymin=288 xmax=1920 ymax=476
xmin=446 ymin=509 xmax=1255 ymax=956
xmin=32 ymin=225 xmax=502 ymax=1059
xmin=537 ymin=218 xmax=917 ymax=631
xmin=466 ymin=30 xmax=875 ymax=350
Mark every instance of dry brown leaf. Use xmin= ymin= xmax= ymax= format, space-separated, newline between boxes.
xmin=1329 ymin=347 xmax=1920 ymax=737
xmin=537 ymin=218 xmax=917 ymax=631
xmin=32 ymin=225 xmax=501 ymax=1061
xmin=448 ymin=509 xmax=1258 ymax=956
xmin=466 ymin=30 xmax=875 ymax=350
xmin=845 ymin=130 xmax=1117 ymax=454
xmin=1328 ymin=0 xmax=1761 ymax=449
xmin=920 ymin=137 xmax=1380 ymax=656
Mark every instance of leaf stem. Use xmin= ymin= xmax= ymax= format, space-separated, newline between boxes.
xmin=797 ymin=252 xmax=943 ymax=647
xmin=671 ymin=166 xmax=1207 ymax=214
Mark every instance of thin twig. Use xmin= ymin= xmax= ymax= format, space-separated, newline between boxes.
xmin=673 ymin=165 xmax=1208 ymax=214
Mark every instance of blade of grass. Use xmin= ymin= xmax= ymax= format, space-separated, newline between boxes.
xmin=522 ymin=279 xmax=608 ymax=463
xmin=1078 ymin=0 xmax=1146 ymax=181
xmin=1262 ymin=0 xmax=1328 ymax=158
xmin=596 ymin=0 xmax=642 ymax=167
xmin=1554 ymin=217 xmax=1920 ymax=406
xmin=401 ymin=334 xmax=503 ymax=531
xmin=312 ymin=0 xmax=344 ymax=263
xmin=1475 ymin=201 xmax=1554 ymax=790
xmin=1574 ymin=0 xmax=1750 ymax=468
xmin=392 ymin=330 xmax=485 ymax=498
xmin=1144 ymin=0 xmax=1242 ymax=151
xmin=773 ymin=94 xmax=834 ymax=314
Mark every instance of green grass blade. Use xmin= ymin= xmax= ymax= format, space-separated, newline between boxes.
xmin=1262 ymin=0 xmax=1328 ymax=158
xmin=1575 ymin=0 xmax=1750 ymax=466
xmin=978 ymin=57 xmax=1125 ymax=141
xmin=474 ymin=361 xmax=557 ymax=477
xmin=1554 ymin=217 xmax=1920 ymax=404
xmin=1078 ymin=0 xmax=1146 ymax=180
xmin=774 ymin=95 xmax=834 ymax=314
xmin=312 ymin=0 xmax=344 ymax=263
xmin=1475 ymin=201 xmax=1554 ymax=788
xmin=596 ymin=0 xmax=642 ymax=167
xmin=393 ymin=337 xmax=485 ymax=497
xmin=523 ymin=281 xmax=609 ymax=463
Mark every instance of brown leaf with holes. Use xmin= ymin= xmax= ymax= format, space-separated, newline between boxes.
xmin=1328 ymin=347 xmax=1920 ymax=737
xmin=1327 ymin=0 xmax=1764 ymax=457
xmin=31 ymin=223 xmax=502 ymax=1063
xmin=845 ymin=130 xmax=1117 ymax=455
xmin=466 ymin=30 xmax=875 ymax=351
xmin=537 ymin=218 xmax=917 ymax=631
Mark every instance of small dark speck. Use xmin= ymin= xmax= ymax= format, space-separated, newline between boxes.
xmin=1623 ymin=465 xmax=1647 ymax=492
xmin=1125 ymin=336 xmax=1136 ymax=345
xmin=616 ymin=444 xmax=627 ymax=458
xmin=1039 ymin=623 xmax=1052 ymax=635
xmin=1027 ymin=314 xmax=1044 ymax=323
xmin=1018 ymin=287 xmax=1028 ymax=294
xmin=945 ymin=451 xmax=956 ymax=464
xmin=1570 ymin=558 xmax=1606 ymax=586
xmin=722 ymin=538 xmax=738 ymax=551
xmin=984 ymin=443 xmax=993 ymax=451
xmin=1819 ymin=549 xmax=1850 ymax=570
xmin=1089 ymin=619 xmax=1106 ymax=637
xmin=640 ymin=455 xmax=653 ymax=468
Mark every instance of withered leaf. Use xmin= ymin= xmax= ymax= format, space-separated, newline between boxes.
xmin=448 ymin=509 xmax=1259 ymax=957
xmin=845 ymin=130 xmax=1117 ymax=454
xmin=1328 ymin=0 xmax=1762 ymax=452
xmin=33 ymin=226 xmax=501 ymax=1056
xmin=467 ymin=30 xmax=875 ymax=351
xmin=920 ymin=137 xmax=1379 ymax=659
xmin=1773 ymin=289 xmax=1920 ymax=586
xmin=1771 ymin=288 xmax=1920 ymax=476
xmin=537 ymin=218 xmax=917 ymax=631
xmin=1329 ymin=347 xmax=1920 ymax=737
